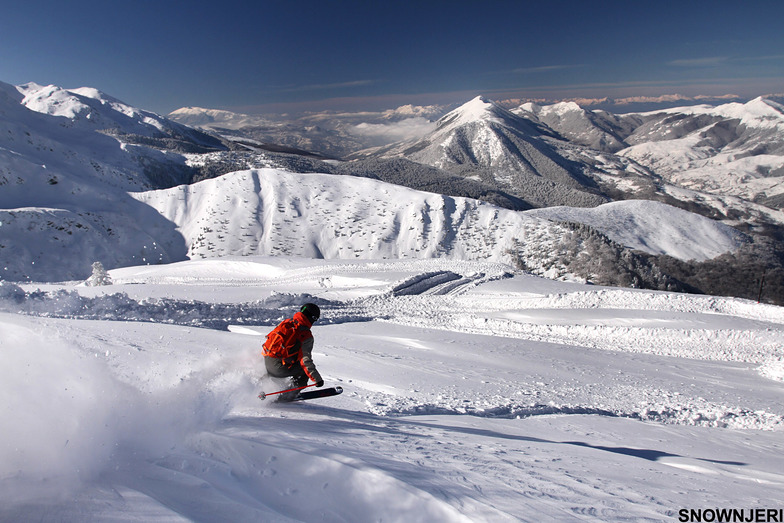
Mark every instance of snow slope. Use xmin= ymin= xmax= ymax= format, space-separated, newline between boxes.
xmin=525 ymin=199 xmax=748 ymax=261
xmin=132 ymin=168 xmax=743 ymax=266
xmin=0 ymin=81 xmax=160 ymax=196
xmin=1 ymin=257 xmax=783 ymax=521
xmin=130 ymin=167 xmax=572 ymax=264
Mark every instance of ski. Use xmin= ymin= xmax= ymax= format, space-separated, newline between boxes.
xmin=286 ymin=386 xmax=343 ymax=402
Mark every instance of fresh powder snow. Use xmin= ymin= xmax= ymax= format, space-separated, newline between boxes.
xmin=1 ymin=257 xmax=783 ymax=521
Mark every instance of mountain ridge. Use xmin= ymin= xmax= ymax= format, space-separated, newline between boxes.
xmin=18 ymin=82 xmax=226 ymax=153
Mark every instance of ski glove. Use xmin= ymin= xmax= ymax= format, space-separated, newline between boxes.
xmin=316 ymin=379 xmax=324 ymax=388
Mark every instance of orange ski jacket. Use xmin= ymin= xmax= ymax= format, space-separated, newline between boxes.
xmin=262 ymin=311 xmax=322 ymax=382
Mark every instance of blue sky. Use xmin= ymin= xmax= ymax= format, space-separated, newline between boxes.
xmin=1 ymin=0 xmax=783 ymax=114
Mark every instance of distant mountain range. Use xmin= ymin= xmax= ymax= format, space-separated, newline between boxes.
xmin=381 ymin=96 xmax=784 ymax=234
xmin=518 ymin=97 xmax=784 ymax=204
xmin=170 ymin=95 xmax=784 ymax=235
xmin=2 ymin=80 xmax=782 ymax=303
xmin=168 ymin=103 xmax=443 ymax=159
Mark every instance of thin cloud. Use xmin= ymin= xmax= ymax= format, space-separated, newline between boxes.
xmin=510 ymin=64 xmax=585 ymax=74
xmin=742 ymin=54 xmax=784 ymax=62
xmin=282 ymin=79 xmax=377 ymax=93
xmin=348 ymin=117 xmax=437 ymax=145
xmin=668 ymin=56 xmax=729 ymax=67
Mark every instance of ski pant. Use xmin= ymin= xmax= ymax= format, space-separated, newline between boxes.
xmin=264 ymin=357 xmax=308 ymax=387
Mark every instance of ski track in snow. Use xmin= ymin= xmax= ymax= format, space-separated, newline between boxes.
xmin=2 ymin=257 xmax=784 ymax=521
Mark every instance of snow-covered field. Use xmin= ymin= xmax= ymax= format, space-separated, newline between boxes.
xmin=2 ymin=257 xmax=783 ymax=521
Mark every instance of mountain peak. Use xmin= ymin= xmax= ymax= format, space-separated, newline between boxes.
xmin=454 ymin=95 xmax=500 ymax=118
xmin=748 ymin=96 xmax=784 ymax=117
xmin=383 ymin=103 xmax=444 ymax=119
xmin=434 ymin=95 xmax=516 ymax=132
xmin=14 ymin=82 xmax=214 ymax=141
xmin=549 ymin=101 xmax=584 ymax=115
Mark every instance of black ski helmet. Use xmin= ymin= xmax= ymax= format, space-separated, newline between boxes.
xmin=300 ymin=303 xmax=320 ymax=323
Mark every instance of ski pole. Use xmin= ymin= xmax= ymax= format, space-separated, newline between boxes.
xmin=258 ymin=383 xmax=316 ymax=400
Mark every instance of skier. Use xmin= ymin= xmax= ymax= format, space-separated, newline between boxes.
xmin=262 ymin=303 xmax=324 ymax=400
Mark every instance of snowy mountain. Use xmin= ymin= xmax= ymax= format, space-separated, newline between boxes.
xmin=18 ymin=83 xmax=225 ymax=154
xmin=168 ymin=104 xmax=443 ymax=158
xmin=389 ymin=96 xmax=608 ymax=208
xmin=168 ymin=94 xmax=784 ymax=219
xmin=367 ymin=96 xmax=784 ymax=239
xmin=3 ymin=80 xmax=782 ymax=303
xmin=0 ymin=80 xmax=741 ymax=282
xmin=168 ymin=106 xmax=276 ymax=130
xmin=170 ymin=103 xmax=444 ymax=131
xmin=0 ymin=81 xmax=243 ymax=282
xmin=514 ymin=101 xmax=639 ymax=153
xmin=0 ymin=81 xmax=225 ymax=197
xmin=515 ymin=96 xmax=784 ymax=207
xmin=619 ymin=97 xmax=784 ymax=204
xmin=168 ymin=94 xmax=784 ymax=236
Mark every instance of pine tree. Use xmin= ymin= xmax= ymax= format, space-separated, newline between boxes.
xmin=85 ymin=261 xmax=112 ymax=286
